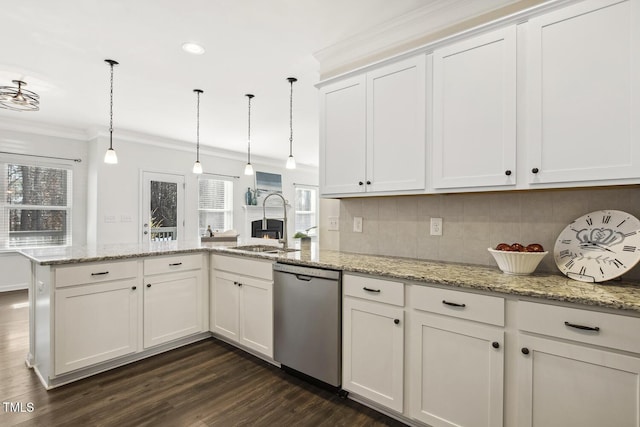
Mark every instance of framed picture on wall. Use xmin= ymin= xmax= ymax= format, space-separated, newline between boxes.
xmin=255 ymin=171 xmax=283 ymax=206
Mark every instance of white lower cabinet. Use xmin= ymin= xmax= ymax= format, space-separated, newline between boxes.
xmin=210 ymin=255 xmax=274 ymax=358
xmin=409 ymin=286 xmax=505 ymax=427
xmin=517 ymin=300 xmax=640 ymax=427
xmin=54 ymin=278 xmax=139 ymax=375
xmin=342 ymin=274 xmax=404 ymax=413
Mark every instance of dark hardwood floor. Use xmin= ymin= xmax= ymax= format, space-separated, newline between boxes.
xmin=1 ymin=290 xmax=407 ymax=427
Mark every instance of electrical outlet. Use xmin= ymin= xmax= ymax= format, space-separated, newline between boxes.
xmin=430 ymin=217 xmax=443 ymax=236
xmin=328 ymin=216 xmax=339 ymax=231
xmin=353 ymin=217 xmax=363 ymax=233
xmin=104 ymin=215 xmax=117 ymax=223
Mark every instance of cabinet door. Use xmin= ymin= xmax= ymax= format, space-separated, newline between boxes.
xmin=343 ymin=298 xmax=404 ymax=413
xmin=527 ymin=0 xmax=640 ymax=184
xmin=211 ymin=270 xmax=240 ymax=341
xmin=410 ymin=312 xmax=504 ymax=427
xmin=433 ymin=26 xmax=516 ymax=189
xmin=237 ymin=275 xmax=273 ymax=357
xmin=144 ymin=270 xmax=202 ymax=348
xmin=319 ymin=74 xmax=367 ymax=195
xmin=55 ymin=279 xmax=139 ymax=375
xmin=366 ymin=55 xmax=426 ymax=193
xmin=518 ymin=334 xmax=640 ymax=427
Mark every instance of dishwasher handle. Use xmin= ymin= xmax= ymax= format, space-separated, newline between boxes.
xmin=295 ymin=274 xmax=313 ymax=281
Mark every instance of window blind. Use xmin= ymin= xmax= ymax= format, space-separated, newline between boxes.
xmin=1 ymin=160 xmax=73 ymax=248
xmin=198 ymin=177 xmax=233 ymax=234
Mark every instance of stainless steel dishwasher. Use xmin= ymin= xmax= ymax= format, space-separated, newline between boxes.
xmin=273 ymin=262 xmax=342 ymax=389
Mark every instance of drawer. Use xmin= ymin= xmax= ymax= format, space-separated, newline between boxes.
xmin=144 ymin=253 xmax=202 ymax=276
xmin=410 ymin=285 xmax=505 ymax=326
xmin=212 ymin=254 xmax=273 ymax=281
xmin=55 ymin=260 xmax=139 ymax=288
xmin=343 ymin=274 xmax=404 ymax=306
xmin=519 ymin=301 xmax=640 ymax=354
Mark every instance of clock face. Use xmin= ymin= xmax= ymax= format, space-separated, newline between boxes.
xmin=554 ymin=210 xmax=640 ymax=282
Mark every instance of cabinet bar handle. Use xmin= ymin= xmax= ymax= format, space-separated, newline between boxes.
xmin=169 ymin=262 xmax=183 ymax=266
xmin=564 ymin=321 xmax=600 ymax=332
xmin=363 ymin=287 xmax=381 ymax=293
xmin=442 ymin=300 xmax=466 ymax=308
xmin=91 ymin=271 xmax=109 ymax=276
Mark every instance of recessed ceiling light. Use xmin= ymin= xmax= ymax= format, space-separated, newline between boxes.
xmin=182 ymin=42 xmax=205 ymax=55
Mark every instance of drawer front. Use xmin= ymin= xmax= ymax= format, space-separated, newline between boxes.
xmin=212 ymin=254 xmax=273 ymax=281
xmin=519 ymin=301 xmax=640 ymax=354
xmin=55 ymin=260 xmax=138 ymax=288
xmin=410 ymin=285 xmax=505 ymax=326
xmin=144 ymin=253 xmax=202 ymax=276
xmin=343 ymin=274 xmax=404 ymax=306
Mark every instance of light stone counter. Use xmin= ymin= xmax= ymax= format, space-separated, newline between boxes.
xmin=19 ymin=241 xmax=640 ymax=314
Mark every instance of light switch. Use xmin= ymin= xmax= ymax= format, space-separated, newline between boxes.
xmin=353 ymin=217 xmax=363 ymax=233
xmin=430 ymin=217 xmax=443 ymax=236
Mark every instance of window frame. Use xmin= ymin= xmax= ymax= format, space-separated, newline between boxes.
xmin=197 ymin=175 xmax=234 ymax=236
xmin=293 ymin=184 xmax=319 ymax=236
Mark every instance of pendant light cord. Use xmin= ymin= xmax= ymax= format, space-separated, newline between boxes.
xmin=108 ymin=62 xmax=114 ymax=150
xmin=196 ymin=90 xmax=200 ymax=162
xmin=288 ymin=78 xmax=294 ymax=156
xmin=247 ymin=94 xmax=252 ymax=164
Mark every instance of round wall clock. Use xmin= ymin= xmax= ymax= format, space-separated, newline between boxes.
xmin=554 ymin=210 xmax=640 ymax=282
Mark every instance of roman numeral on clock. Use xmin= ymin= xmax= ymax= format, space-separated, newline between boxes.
xmin=559 ymin=249 xmax=571 ymax=258
xmin=612 ymin=258 xmax=624 ymax=268
xmin=561 ymin=239 xmax=572 ymax=244
xmin=578 ymin=266 xmax=587 ymax=275
xmin=565 ymin=259 xmax=575 ymax=270
xmin=602 ymin=215 xmax=611 ymax=224
xmin=624 ymin=231 xmax=637 ymax=237
xmin=586 ymin=217 xmax=593 ymax=226
xmin=623 ymin=246 xmax=637 ymax=252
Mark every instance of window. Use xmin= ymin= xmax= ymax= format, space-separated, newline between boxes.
xmin=1 ymin=160 xmax=73 ymax=248
xmin=294 ymin=185 xmax=318 ymax=235
xmin=198 ymin=177 xmax=233 ymax=235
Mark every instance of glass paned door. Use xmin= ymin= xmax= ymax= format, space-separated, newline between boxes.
xmin=142 ymin=172 xmax=184 ymax=242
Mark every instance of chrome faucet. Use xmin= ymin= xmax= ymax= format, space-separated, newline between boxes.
xmin=262 ymin=192 xmax=288 ymax=250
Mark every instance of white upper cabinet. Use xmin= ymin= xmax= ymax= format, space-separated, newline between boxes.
xmin=319 ymin=55 xmax=426 ymax=196
xmin=366 ymin=56 xmax=426 ymax=193
xmin=320 ymin=75 xmax=367 ymax=195
xmin=527 ymin=0 xmax=640 ymax=185
xmin=433 ymin=26 xmax=517 ymax=189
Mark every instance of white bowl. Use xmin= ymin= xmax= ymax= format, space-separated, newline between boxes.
xmin=488 ymin=248 xmax=548 ymax=275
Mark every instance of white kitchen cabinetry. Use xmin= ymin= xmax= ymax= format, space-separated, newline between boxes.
xmin=517 ymin=301 xmax=640 ymax=427
xmin=319 ymin=55 xmax=426 ymax=196
xmin=143 ymin=254 xmax=205 ymax=348
xmin=527 ymin=0 xmax=640 ymax=185
xmin=54 ymin=263 xmax=139 ymax=375
xmin=432 ymin=26 xmax=516 ymax=189
xmin=342 ymin=274 xmax=404 ymax=413
xmin=409 ymin=286 xmax=505 ymax=427
xmin=211 ymin=255 xmax=274 ymax=358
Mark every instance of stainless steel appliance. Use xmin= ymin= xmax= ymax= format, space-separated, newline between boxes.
xmin=273 ymin=263 xmax=342 ymax=388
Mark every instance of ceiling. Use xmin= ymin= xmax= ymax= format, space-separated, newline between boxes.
xmin=0 ymin=0 xmax=519 ymax=167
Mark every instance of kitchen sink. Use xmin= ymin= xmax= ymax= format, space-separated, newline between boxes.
xmin=230 ymin=245 xmax=299 ymax=254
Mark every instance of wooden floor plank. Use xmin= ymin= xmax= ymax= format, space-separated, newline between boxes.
xmin=1 ymin=290 xmax=407 ymax=427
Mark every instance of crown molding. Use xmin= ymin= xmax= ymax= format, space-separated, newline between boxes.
xmin=314 ymin=0 xmax=564 ymax=78
xmin=0 ymin=116 xmax=89 ymax=141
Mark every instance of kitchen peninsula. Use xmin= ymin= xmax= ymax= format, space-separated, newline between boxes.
xmin=20 ymin=240 xmax=640 ymax=427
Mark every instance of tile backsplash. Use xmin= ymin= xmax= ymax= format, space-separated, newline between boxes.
xmin=339 ymin=186 xmax=640 ymax=281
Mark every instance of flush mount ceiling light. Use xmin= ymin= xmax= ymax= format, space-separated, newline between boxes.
xmin=193 ymin=89 xmax=204 ymax=174
xmin=244 ymin=94 xmax=255 ymax=176
xmin=104 ymin=59 xmax=119 ymax=164
xmin=182 ymin=42 xmax=205 ymax=55
xmin=0 ymin=80 xmax=40 ymax=111
xmin=286 ymin=77 xmax=297 ymax=170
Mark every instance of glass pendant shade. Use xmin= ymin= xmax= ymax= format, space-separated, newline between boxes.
xmin=244 ymin=163 xmax=254 ymax=175
xmin=193 ymin=160 xmax=203 ymax=174
xmin=104 ymin=59 xmax=119 ymax=164
xmin=286 ymin=155 xmax=296 ymax=169
xmin=104 ymin=147 xmax=118 ymax=164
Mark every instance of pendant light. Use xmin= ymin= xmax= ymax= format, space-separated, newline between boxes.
xmin=0 ymin=80 xmax=40 ymax=111
xmin=286 ymin=77 xmax=297 ymax=169
xmin=192 ymin=89 xmax=204 ymax=174
xmin=104 ymin=59 xmax=119 ymax=164
xmin=244 ymin=94 xmax=255 ymax=176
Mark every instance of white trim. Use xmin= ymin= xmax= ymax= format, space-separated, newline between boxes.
xmin=0 ymin=116 xmax=89 ymax=141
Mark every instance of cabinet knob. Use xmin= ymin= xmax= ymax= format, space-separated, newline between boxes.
xmin=238 ymin=282 xmax=243 ymax=287
xmin=531 ymin=167 xmax=539 ymax=174
xmin=366 ymin=180 xmax=371 ymax=185
xmin=393 ymin=319 xmax=400 ymax=325
xmin=131 ymin=286 xmax=137 ymax=290
xmin=492 ymin=341 xmax=500 ymax=349
xmin=146 ymin=284 xmax=151 ymax=288
xmin=358 ymin=181 xmax=364 ymax=186
xmin=521 ymin=347 xmax=530 ymax=355
xmin=505 ymin=170 xmax=512 ymax=176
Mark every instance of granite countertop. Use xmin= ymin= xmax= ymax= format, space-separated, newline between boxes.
xmin=18 ymin=241 xmax=640 ymax=314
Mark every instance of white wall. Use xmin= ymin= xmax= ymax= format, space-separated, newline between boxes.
xmin=87 ymin=132 xmax=318 ymax=245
